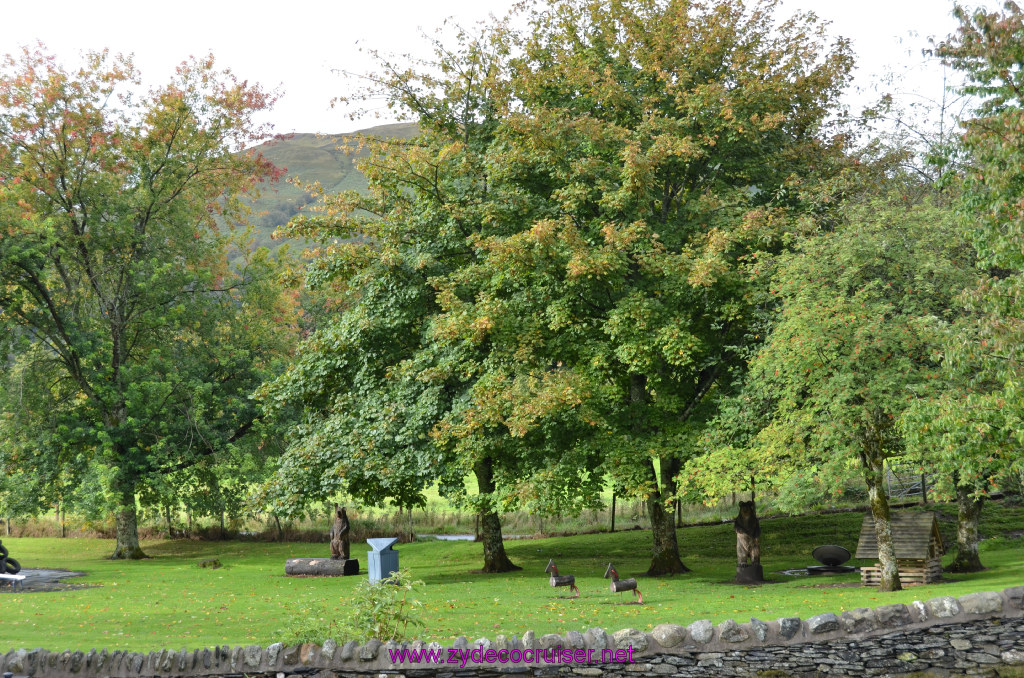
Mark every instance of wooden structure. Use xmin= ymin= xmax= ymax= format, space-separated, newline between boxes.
xmin=855 ymin=512 xmax=944 ymax=586
xmin=604 ymin=562 xmax=643 ymax=604
xmin=545 ymin=559 xmax=579 ymax=598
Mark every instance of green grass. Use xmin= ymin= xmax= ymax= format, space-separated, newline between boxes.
xmin=0 ymin=505 xmax=1020 ymax=653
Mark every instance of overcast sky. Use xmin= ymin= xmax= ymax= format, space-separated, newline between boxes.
xmin=0 ymin=0 xmax=1001 ymax=134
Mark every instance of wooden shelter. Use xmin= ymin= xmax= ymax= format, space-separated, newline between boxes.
xmin=855 ymin=512 xmax=944 ymax=586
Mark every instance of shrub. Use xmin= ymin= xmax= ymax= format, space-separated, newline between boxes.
xmin=278 ymin=569 xmax=425 ymax=645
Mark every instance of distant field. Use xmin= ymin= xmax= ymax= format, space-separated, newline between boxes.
xmin=0 ymin=504 xmax=1020 ymax=652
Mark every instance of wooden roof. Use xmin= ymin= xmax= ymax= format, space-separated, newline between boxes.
xmin=855 ymin=512 xmax=945 ymax=560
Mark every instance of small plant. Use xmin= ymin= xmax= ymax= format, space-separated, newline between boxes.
xmin=277 ymin=569 xmax=425 ymax=645
xmin=343 ymin=569 xmax=425 ymax=641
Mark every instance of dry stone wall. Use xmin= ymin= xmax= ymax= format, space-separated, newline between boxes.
xmin=2 ymin=586 xmax=1023 ymax=678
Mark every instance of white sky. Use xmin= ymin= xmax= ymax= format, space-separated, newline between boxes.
xmin=0 ymin=0 xmax=1001 ymax=135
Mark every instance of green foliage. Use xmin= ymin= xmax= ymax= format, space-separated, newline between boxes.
xmin=343 ymin=569 xmax=426 ymax=642
xmin=919 ymin=2 xmax=1024 ymax=496
xmin=278 ymin=569 xmax=425 ymax=644
xmin=691 ymin=197 xmax=977 ymax=504
xmin=0 ymin=47 xmax=297 ymax=557
xmin=260 ymin=0 xmax=856 ymax=574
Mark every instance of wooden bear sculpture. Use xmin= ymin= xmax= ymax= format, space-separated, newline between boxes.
xmin=734 ymin=500 xmax=765 ymax=583
xmin=545 ymin=559 xmax=579 ymax=597
xmin=604 ymin=562 xmax=642 ymax=604
xmin=330 ymin=505 xmax=350 ymax=561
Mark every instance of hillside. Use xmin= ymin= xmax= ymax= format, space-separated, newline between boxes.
xmin=241 ymin=122 xmax=419 ymax=253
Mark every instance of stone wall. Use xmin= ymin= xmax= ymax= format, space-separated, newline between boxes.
xmin=2 ymin=586 xmax=1022 ymax=678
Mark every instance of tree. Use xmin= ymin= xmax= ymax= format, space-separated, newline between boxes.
xmin=260 ymin=0 xmax=852 ymax=574
xmin=0 ymin=48 xmax=288 ymax=558
xmin=456 ymin=0 xmax=853 ymax=575
xmin=736 ymin=197 xmax=977 ymax=591
xmin=901 ymin=0 xmax=1024 ymax=572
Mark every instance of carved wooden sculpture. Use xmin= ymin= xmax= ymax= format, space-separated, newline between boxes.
xmin=604 ymin=562 xmax=642 ymax=604
xmin=545 ymin=559 xmax=579 ymax=597
xmin=734 ymin=500 xmax=765 ymax=583
xmin=330 ymin=505 xmax=351 ymax=561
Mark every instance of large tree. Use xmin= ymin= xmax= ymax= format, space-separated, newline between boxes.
xmin=457 ymin=0 xmax=853 ymax=575
xmin=261 ymin=0 xmax=853 ymax=574
xmin=897 ymin=0 xmax=1024 ymax=572
xmin=0 ymin=48 xmax=287 ymax=558
xmin=735 ymin=197 xmax=977 ymax=591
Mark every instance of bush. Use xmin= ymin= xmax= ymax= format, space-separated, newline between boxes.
xmin=278 ymin=569 xmax=425 ymax=645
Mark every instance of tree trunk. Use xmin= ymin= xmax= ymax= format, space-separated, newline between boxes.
xmin=610 ymin=492 xmax=616 ymax=533
xmin=645 ymin=457 xmax=690 ymax=575
xmin=473 ymin=457 xmax=520 ymax=573
xmin=629 ymin=373 xmax=689 ymax=576
xmin=111 ymin=485 xmax=146 ymax=559
xmin=947 ymin=482 xmax=985 ymax=573
xmin=164 ymin=505 xmax=173 ymax=538
xmin=862 ymin=449 xmax=900 ymax=591
xmin=274 ymin=514 xmax=283 ymax=541
xmin=59 ymin=501 xmax=66 ymax=538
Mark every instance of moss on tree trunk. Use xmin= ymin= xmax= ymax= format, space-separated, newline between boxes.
xmin=862 ymin=447 xmax=901 ymax=591
xmin=947 ymin=481 xmax=985 ymax=573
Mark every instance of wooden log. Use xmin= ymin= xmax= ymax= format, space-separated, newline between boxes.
xmin=610 ymin=578 xmax=637 ymax=593
xmin=285 ymin=558 xmax=359 ymax=576
xmin=550 ymin=574 xmax=575 ymax=588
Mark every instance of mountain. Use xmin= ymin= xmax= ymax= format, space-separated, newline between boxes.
xmin=240 ymin=122 xmax=419 ymax=254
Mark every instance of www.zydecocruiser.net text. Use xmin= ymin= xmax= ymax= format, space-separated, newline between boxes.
xmin=387 ymin=646 xmax=637 ymax=667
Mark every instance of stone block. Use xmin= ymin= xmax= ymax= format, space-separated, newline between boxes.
xmin=840 ymin=608 xmax=877 ymax=633
xmin=320 ymin=638 xmax=337 ymax=661
xmin=911 ymin=600 xmax=929 ymax=622
xmin=718 ymin=619 xmax=749 ymax=642
xmin=750 ymin=618 xmax=768 ymax=642
xmin=807 ymin=613 xmax=839 ymax=634
xmin=243 ymin=645 xmax=262 ymax=668
xmin=340 ymin=640 xmax=358 ymax=662
xmin=266 ymin=642 xmax=283 ymax=665
xmin=539 ymin=634 xmax=564 ymax=650
xmin=778 ymin=617 xmax=802 ymax=640
xmin=959 ymin=591 xmax=1003 ymax=615
xmin=584 ymin=628 xmax=609 ymax=650
xmin=926 ymin=596 xmax=962 ymax=618
xmin=650 ymin=624 xmax=686 ymax=648
xmin=612 ymin=628 xmax=648 ymax=652
xmin=281 ymin=645 xmax=300 ymax=665
xmin=1004 ymin=586 xmax=1024 ymax=610
xmin=1003 ymin=650 xmax=1024 ymax=665
xmin=876 ymin=604 xmax=913 ymax=627
xmin=566 ymin=631 xmax=586 ymax=649
xmin=474 ymin=637 xmax=492 ymax=651
xmin=521 ymin=631 xmax=536 ymax=649
xmin=688 ymin=619 xmax=714 ymax=643
xmin=359 ymin=639 xmax=381 ymax=661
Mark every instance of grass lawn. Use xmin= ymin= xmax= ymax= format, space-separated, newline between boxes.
xmin=0 ymin=505 xmax=1021 ymax=652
